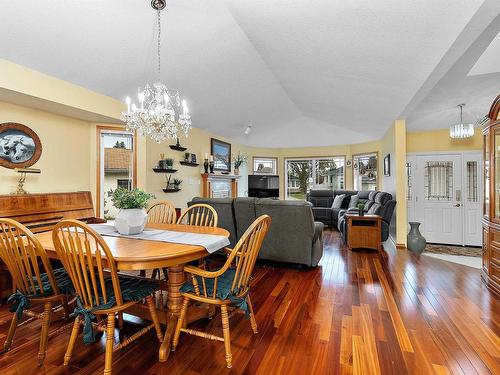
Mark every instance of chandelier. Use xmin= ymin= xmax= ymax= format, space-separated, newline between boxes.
xmin=121 ymin=0 xmax=192 ymax=143
xmin=449 ymin=104 xmax=474 ymax=139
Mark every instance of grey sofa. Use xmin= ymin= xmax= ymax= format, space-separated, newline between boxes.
xmin=306 ymin=189 xmax=357 ymax=226
xmin=336 ymin=191 xmax=396 ymax=242
xmin=189 ymin=197 xmax=324 ymax=267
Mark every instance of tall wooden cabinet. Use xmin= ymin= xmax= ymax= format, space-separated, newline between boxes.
xmin=482 ymin=94 xmax=500 ymax=295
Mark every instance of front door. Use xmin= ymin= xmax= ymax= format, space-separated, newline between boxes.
xmin=416 ymin=155 xmax=463 ymax=245
xmin=412 ymin=153 xmax=482 ymax=246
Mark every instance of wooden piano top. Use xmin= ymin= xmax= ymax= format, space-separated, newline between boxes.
xmin=0 ymin=191 xmax=103 ymax=232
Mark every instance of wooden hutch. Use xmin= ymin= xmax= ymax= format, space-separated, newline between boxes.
xmin=482 ymin=94 xmax=500 ymax=295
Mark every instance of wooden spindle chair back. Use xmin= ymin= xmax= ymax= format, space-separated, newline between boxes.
xmin=147 ymin=200 xmax=176 ymax=224
xmin=177 ymin=204 xmax=218 ymax=227
xmin=0 ymin=218 xmax=59 ymax=297
xmin=52 ymin=220 xmax=123 ymax=310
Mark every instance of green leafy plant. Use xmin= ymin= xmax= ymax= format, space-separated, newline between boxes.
xmin=357 ymin=203 xmax=365 ymax=211
xmin=233 ymin=152 xmax=247 ymax=169
xmin=165 ymin=158 xmax=174 ymax=167
xmin=173 ymin=178 xmax=183 ymax=187
xmin=111 ymin=188 xmax=155 ymax=210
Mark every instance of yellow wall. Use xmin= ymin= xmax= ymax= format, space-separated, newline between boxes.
xmin=407 ymin=128 xmax=483 ymax=153
xmin=0 ymin=101 xmax=92 ymax=194
xmin=146 ymin=129 xmax=251 ymax=208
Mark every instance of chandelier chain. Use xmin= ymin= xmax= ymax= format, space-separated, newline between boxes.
xmin=157 ymin=9 xmax=161 ymax=80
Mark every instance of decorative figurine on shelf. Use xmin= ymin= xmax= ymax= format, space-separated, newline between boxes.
xmin=184 ymin=152 xmax=191 ymax=162
xmin=203 ymin=158 xmax=209 ymax=173
xmin=209 ymin=154 xmax=215 ymax=173
xmin=158 ymin=153 xmax=166 ymax=169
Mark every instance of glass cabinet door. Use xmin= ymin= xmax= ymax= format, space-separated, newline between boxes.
xmin=494 ymin=130 xmax=500 ymax=219
xmin=484 ymin=132 xmax=490 ymax=217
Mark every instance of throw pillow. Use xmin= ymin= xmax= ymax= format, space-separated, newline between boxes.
xmin=348 ymin=195 xmax=359 ymax=209
xmin=331 ymin=194 xmax=345 ymax=209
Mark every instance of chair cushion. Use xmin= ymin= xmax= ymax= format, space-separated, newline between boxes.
xmin=331 ymin=194 xmax=345 ymax=209
xmin=8 ymin=268 xmax=74 ymax=319
xmin=180 ymin=268 xmax=249 ymax=315
xmin=73 ymin=274 xmax=159 ymax=344
xmin=348 ymin=195 xmax=359 ymax=209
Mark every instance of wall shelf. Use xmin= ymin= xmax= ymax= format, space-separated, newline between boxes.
xmin=162 ymin=188 xmax=181 ymax=193
xmin=180 ymin=161 xmax=200 ymax=167
xmin=169 ymin=145 xmax=187 ymax=152
xmin=153 ymin=168 xmax=178 ymax=173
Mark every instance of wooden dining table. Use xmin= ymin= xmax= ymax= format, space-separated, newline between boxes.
xmin=34 ymin=222 xmax=230 ymax=362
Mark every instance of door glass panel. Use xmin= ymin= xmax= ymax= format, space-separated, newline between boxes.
xmin=424 ymin=161 xmax=453 ymax=201
xmin=495 ymin=132 xmax=500 ymax=218
xmin=484 ymin=134 xmax=490 ymax=216
xmin=466 ymin=161 xmax=478 ymax=202
xmin=406 ymin=162 xmax=412 ymax=200
xmin=353 ymin=154 xmax=377 ymax=190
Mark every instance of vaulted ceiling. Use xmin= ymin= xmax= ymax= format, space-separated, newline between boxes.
xmin=0 ymin=0 xmax=498 ymax=147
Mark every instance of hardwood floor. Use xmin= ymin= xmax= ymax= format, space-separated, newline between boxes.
xmin=0 ymin=229 xmax=499 ymax=374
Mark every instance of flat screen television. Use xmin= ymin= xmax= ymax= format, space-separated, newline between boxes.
xmin=248 ymin=175 xmax=279 ymax=198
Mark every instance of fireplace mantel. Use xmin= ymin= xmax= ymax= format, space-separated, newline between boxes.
xmin=201 ymin=173 xmax=241 ymax=198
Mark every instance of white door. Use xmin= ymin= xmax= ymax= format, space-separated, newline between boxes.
xmin=463 ymin=154 xmax=482 ymax=246
xmin=416 ymin=155 xmax=463 ymax=245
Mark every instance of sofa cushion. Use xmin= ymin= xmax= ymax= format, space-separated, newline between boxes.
xmin=357 ymin=191 xmax=371 ymax=200
xmin=375 ymin=192 xmax=392 ymax=206
xmin=367 ymin=203 xmax=382 ymax=215
xmin=368 ymin=191 xmax=379 ymax=201
xmin=331 ymin=194 xmax=345 ymax=209
xmin=234 ymin=197 xmax=258 ymax=240
xmin=348 ymin=195 xmax=359 ymax=209
xmin=308 ymin=190 xmax=334 ymax=208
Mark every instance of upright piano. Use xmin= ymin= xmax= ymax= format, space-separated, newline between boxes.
xmin=0 ymin=191 xmax=104 ymax=298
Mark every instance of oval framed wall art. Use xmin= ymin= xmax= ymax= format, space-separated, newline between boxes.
xmin=0 ymin=122 xmax=42 ymax=169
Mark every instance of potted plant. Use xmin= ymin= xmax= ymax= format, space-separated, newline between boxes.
xmin=233 ymin=152 xmax=247 ymax=175
xmin=173 ymin=178 xmax=183 ymax=190
xmin=165 ymin=158 xmax=174 ymax=169
xmin=357 ymin=203 xmax=365 ymax=216
xmin=111 ymin=187 xmax=155 ymax=235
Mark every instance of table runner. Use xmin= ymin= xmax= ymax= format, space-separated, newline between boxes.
xmin=89 ymin=224 xmax=229 ymax=254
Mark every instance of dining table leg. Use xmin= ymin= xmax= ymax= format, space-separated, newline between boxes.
xmin=159 ymin=265 xmax=185 ymax=362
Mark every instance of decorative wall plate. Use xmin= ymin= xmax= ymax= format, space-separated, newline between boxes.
xmin=0 ymin=123 xmax=42 ymax=169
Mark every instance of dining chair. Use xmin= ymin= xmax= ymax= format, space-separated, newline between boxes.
xmin=177 ymin=203 xmax=219 ymax=270
xmin=0 ymin=218 xmax=72 ymax=366
xmin=147 ymin=200 xmax=176 ymax=225
xmin=172 ymin=214 xmax=271 ymax=368
xmin=145 ymin=200 xmax=177 ymax=280
xmin=52 ymin=220 xmax=163 ymax=375
xmin=177 ymin=203 xmax=218 ymax=227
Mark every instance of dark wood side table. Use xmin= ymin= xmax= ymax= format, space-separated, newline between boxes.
xmin=346 ymin=214 xmax=382 ymax=252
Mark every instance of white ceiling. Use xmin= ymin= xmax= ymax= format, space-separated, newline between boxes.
xmin=0 ymin=0 xmax=497 ymax=147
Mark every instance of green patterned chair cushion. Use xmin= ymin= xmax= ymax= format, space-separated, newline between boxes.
xmin=8 ymin=268 xmax=74 ymax=319
xmin=73 ymin=274 xmax=160 ymax=344
xmin=180 ymin=268 xmax=249 ymax=316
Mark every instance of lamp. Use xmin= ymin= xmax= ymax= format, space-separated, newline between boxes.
xmin=12 ymin=168 xmax=41 ymax=195
xmin=450 ymin=104 xmax=474 ymax=139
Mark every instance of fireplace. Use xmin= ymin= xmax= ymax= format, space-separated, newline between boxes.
xmin=201 ymin=173 xmax=241 ymax=198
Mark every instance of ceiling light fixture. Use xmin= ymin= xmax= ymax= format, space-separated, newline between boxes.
xmin=244 ymin=124 xmax=252 ymax=135
xmin=449 ymin=104 xmax=474 ymax=139
xmin=121 ymin=0 xmax=192 ymax=143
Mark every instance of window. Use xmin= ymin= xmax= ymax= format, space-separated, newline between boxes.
xmin=117 ymin=179 xmax=132 ymax=190
xmin=424 ymin=161 xmax=453 ymax=201
xmin=285 ymin=157 xmax=345 ymax=200
xmin=253 ymin=157 xmax=277 ymax=175
xmin=97 ymin=127 xmax=136 ymax=219
xmin=406 ymin=162 xmax=412 ymax=200
xmin=353 ymin=153 xmax=378 ymax=191
xmin=466 ymin=160 xmax=478 ymax=202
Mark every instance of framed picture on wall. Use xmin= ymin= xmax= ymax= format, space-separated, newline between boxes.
xmin=211 ymin=138 xmax=231 ymax=172
xmin=0 ymin=122 xmax=42 ymax=169
xmin=384 ymin=154 xmax=390 ymax=176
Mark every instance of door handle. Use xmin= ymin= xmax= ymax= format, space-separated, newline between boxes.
xmin=454 ymin=203 xmax=461 ymax=207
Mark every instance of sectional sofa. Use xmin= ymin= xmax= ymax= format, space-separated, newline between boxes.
xmin=188 ymin=197 xmax=324 ymax=267
xmin=307 ymin=189 xmax=396 ymax=241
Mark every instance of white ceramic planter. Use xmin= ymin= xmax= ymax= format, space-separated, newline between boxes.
xmin=114 ymin=208 xmax=148 ymax=235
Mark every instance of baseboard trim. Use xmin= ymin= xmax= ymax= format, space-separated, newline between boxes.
xmin=396 ymin=243 xmax=406 ymax=250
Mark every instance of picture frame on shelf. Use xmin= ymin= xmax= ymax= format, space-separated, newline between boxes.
xmin=191 ymin=153 xmax=197 ymax=163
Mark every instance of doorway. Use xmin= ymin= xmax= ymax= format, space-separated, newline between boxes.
xmin=96 ymin=126 xmax=136 ymax=219
xmin=407 ymin=152 xmax=482 ymax=246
